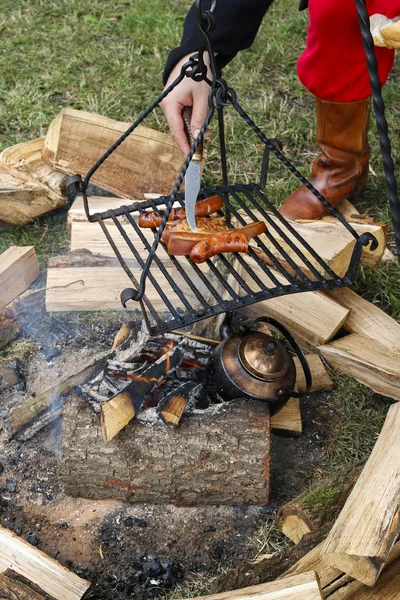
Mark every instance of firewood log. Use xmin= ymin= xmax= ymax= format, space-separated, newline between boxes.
xmin=322 ymin=403 xmax=400 ymax=586
xmin=319 ymin=333 xmax=400 ymax=400
xmin=323 ymin=287 xmax=400 ymax=352
xmin=181 ymin=571 xmax=323 ymax=599
xmin=43 ymin=108 xmax=184 ymax=198
xmin=270 ymin=396 xmax=302 ymax=436
xmin=0 ymin=138 xmax=67 ymax=225
xmin=0 ymin=526 xmax=90 ymax=600
xmin=282 ymin=540 xmax=400 ymax=598
xmin=0 ymin=247 xmax=40 ymax=309
xmin=0 ymin=570 xmax=54 ymax=600
xmin=62 ymin=393 xmax=271 ymax=506
xmin=276 ymin=464 xmax=363 ymax=544
xmin=239 ymin=260 xmax=350 ymax=348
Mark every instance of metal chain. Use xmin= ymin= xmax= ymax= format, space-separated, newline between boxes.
xmin=354 ymin=0 xmax=400 ymax=261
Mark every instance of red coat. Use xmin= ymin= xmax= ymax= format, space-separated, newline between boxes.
xmin=298 ymin=0 xmax=400 ymax=101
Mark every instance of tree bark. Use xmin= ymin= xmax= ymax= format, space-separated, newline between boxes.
xmin=62 ymin=394 xmax=270 ymax=506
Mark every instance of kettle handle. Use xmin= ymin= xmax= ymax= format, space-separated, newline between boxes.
xmin=245 ymin=316 xmax=312 ymax=397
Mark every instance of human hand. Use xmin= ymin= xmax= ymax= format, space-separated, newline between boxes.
xmin=160 ymin=53 xmax=212 ymax=155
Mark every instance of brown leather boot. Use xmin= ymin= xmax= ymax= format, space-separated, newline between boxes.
xmin=279 ymin=97 xmax=371 ymax=220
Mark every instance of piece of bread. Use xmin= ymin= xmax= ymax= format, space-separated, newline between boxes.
xmin=381 ymin=19 xmax=400 ymax=49
xmin=370 ymin=14 xmax=393 ymax=47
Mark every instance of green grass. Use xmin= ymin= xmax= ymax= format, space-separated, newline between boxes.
xmin=1 ymin=0 xmax=400 ymax=595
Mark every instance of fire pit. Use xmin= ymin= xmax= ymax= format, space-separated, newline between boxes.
xmin=62 ymin=328 xmax=271 ymax=506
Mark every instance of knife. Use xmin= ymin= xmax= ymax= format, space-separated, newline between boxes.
xmin=182 ymin=106 xmax=203 ymax=230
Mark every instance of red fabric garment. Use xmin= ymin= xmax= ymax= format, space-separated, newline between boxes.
xmin=297 ymin=0 xmax=400 ymax=101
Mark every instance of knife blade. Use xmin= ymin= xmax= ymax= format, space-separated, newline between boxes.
xmin=182 ymin=106 xmax=203 ymax=230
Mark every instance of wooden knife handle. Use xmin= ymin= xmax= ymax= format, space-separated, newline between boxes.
xmin=182 ymin=106 xmax=203 ymax=161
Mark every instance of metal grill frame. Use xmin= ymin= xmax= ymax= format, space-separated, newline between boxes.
xmin=80 ymin=175 xmax=375 ymax=336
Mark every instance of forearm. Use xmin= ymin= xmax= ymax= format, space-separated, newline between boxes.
xmin=163 ymin=0 xmax=274 ymax=84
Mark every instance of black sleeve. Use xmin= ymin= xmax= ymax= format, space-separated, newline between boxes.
xmin=163 ymin=0 xmax=275 ymax=84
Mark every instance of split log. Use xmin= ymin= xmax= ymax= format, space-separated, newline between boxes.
xmin=239 ymin=261 xmax=350 ymax=348
xmin=293 ymin=354 xmax=333 ymax=393
xmin=282 ymin=541 xmax=400 ymax=598
xmin=0 ymin=138 xmax=67 ymax=225
xmin=0 ymin=247 xmax=40 ymax=309
xmin=5 ymin=353 xmax=108 ymax=440
xmin=323 ymin=287 xmax=400 ymax=352
xmin=46 ymin=250 xmax=221 ymax=315
xmin=43 ymin=109 xmax=184 ymax=198
xmin=270 ymin=396 xmax=302 ymax=437
xmin=182 ymin=571 xmax=323 ymax=600
xmin=276 ymin=464 xmax=363 ymax=544
xmin=336 ymin=199 xmax=360 ymax=220
xmin=316 ymin=216 xmax=387 ymax=269
xmin=322 ymin=402 xmax=400 ymax=586
xmin=0 ymin=570 xmax=54 ymax=600
xmin=101 ymin=346 xmax=182 ymax=442
xmin=62 ymin=394 xmax=270 ymax=506
xmin=325 ymin=541 xmax=400 ymax=599
xmin=0 ymin=526 xmax=90 ymax=600
xmin=158 ymin=380 xmax=192 ymax=428
xmin=318 ymin=333 xmax=400 ymax=400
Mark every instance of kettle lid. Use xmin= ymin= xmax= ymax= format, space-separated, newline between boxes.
xmin=238 ymin=332 xmax=291 ymax=382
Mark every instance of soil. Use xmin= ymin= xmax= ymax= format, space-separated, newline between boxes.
xmin=0 ymin=307 xmax=328 ymax=599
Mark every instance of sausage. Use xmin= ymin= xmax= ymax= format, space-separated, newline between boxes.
xmin=192 ymin=195 xmax=223 ymax=217
xmin=167 ymin=221 xmax=267 ymax=255
xmin=138 ymin=209 xmax=181 ymax=228
xmin=139 ymin=195 xmax=223 ymax=228
xmin=190 ymin=232 xmax=250 ymax=264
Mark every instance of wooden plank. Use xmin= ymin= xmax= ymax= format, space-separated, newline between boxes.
xmin=322 ymin=402 xmax=400 ymax=586
xmin=0 ymin=138 xmax=67 ymax=225
xmin=0 ymin=246 xmax=40 ymax=308
xmin=0 ymin=526 xmax=90 ymax=600
xmin=43 ymin=108 xmax=184 ymax=198
xmin=318 ymin=333 xmax=400 ymax=400
xmin=239 ymin=211 xmax=356 ymax=278
xmin=323 ymin=287 xmax=400 ymax=352
xmin=281 ymin=542 xmax=342 ymax=589
xmin=182 ymin=571 xmax=323 ymax=599
xmin=270 ymin=397 xmax=302 ymax=436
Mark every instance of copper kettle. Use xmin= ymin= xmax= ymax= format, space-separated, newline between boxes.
xmin=205 ymin=314 xmax=312 ymax=414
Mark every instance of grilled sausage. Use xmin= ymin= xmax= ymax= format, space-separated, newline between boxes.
xmin=139 ymin=195 xmax=223 ymax=228
xmin=190 ymin=232 xmax=250 ymax=264
xmin=167 ymin=221 xmax=267 ymax=256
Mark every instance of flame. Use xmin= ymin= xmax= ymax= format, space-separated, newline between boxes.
xmin=129 ymin=372 xmax=158 ymax=384
xmin=162 ymin=339 xmax=175 ymax=372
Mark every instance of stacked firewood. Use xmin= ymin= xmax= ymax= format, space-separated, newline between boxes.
xmin=191 ymin=402 xmax=400 ymax=599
